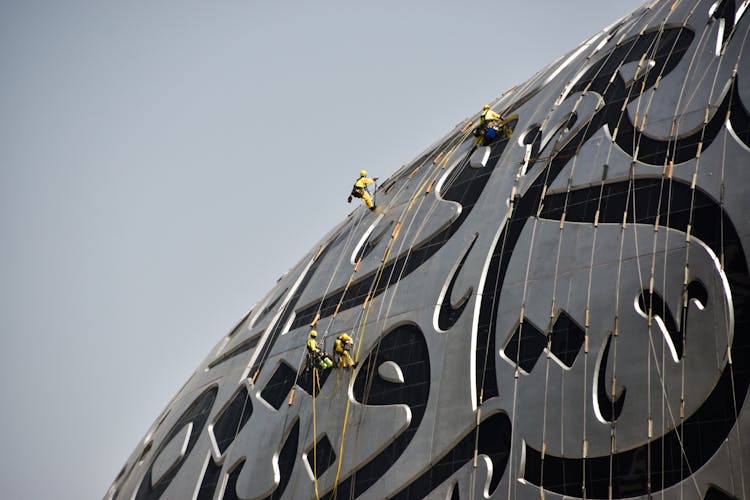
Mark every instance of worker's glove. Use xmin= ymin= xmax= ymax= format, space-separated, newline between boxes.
xmin=373 ymin=177 xmax=379 ymax=181
xmin=347 ymin=196 xmax=352 ymax=203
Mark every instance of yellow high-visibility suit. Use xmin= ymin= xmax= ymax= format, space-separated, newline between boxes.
xmin=353 ymin=176 xmax=376 ymax=209
xmin=334 ymin=334 xmax=355 ymax=368
xmin=307 ymin=337 xmax=332 ymax=369
xmin=476 ymin=105 xmax=508 ymax=146
xmin=480 ymin=106 xmax=503 ymax=125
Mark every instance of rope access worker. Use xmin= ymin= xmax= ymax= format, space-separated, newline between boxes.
xmin=348 ymin=170 xmax=379 ymax=211
xmin=333 ymin=333 xmax=356 ymax=369
xmin=480 ymin=103 xmax=503 ymax=125
xmin=306 ymin=330 xmax=333 ymax=370
xmin=475 ymin=104 xmax=507 ymax=145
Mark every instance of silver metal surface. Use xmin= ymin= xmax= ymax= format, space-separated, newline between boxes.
xmin=107 ymin=1 xmax=750 ymax=498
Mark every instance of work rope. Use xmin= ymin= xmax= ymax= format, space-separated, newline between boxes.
xmin=700 ymin=7 xmax=750 ymax=497
xmin=492 ymin=7 xmax=657 ymax=496
xmin=261 ymin=3 xmax=749 ymax=497
xmin=313 ymin=366 xmax=320 ymax=499
xmin=291 ymin=122 xmax=474 ymax=499
xmin=594 ymin=1 xmax=747 ymax=495
xmin=469 ymin=3 xmax=702 ymax=497
xmin=328 ymin=126 xmax=477 ymax=499
xmin=602 ymin=6 xmax=693 ymax=496
xmin=632 ymin=3 xmax=749 ymax=495
xmin=344 ymin=132 xmax=478 ymax=499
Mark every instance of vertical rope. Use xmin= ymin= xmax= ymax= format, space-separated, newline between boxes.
xmin=312 ymin=366 xmax=320 ymax=500
xmin=328 ymin=127 xmax=475 ymax=499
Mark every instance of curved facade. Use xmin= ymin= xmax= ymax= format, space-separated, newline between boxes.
xmin=107 ymin=1 xmax=750 ymax=498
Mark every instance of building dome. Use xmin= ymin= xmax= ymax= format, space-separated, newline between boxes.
xmin=107 ymin=1 xmax=750 ymax=498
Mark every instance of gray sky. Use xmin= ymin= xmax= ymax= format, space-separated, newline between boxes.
xmin=0 ymin=1 xmax=646 ymax=498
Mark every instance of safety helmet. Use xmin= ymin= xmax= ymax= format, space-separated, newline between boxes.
xmin=309 ymin=330 xmax=317 ymax=338
xmin=483 ymin=104 xmax=490 ymax=110
xmin=340 ymin=333 xmax=351 ymax=342
xmin=360 ymin=170 xmax=367 ymax=177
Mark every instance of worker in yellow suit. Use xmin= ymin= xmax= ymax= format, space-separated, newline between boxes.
xmin=480 ymin=103 xmax=503 ymax=125
xmin=334 ymin=333 xmax=356 ymax=369
xmin=475 ymin=104 xmax=509 ymax=145
xmin=306 ymin=330 xmax=333 ymax=370
xmin=349 ymin=170 xmax=379 ymax=210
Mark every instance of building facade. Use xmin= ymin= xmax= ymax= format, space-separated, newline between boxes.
xmin=107 ymin=1 xmax=750 ymax=498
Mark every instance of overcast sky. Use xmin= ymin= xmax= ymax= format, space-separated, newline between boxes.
xmin=0 ymin=1 xmax=647 ymax=498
